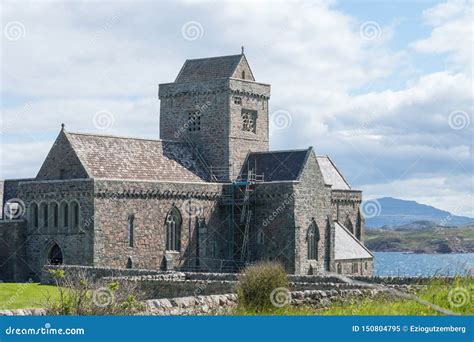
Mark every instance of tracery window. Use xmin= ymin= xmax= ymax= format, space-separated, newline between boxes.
xmin=165 ymin=207 xmax=182 ymax=251
xmin=241 ymin=109 xmax=257 ymax=133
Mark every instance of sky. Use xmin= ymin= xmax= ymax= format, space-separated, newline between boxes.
xmin=1 ymin=0 xmax=473 ymax=217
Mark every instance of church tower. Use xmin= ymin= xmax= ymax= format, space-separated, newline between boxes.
xmin=158 ymin=52 xmax=271 ymax=181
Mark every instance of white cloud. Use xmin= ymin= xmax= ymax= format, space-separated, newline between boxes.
xmin=411 ymin=0 xmax=472 ymax=73
xmin=1 ymin=0 xmax=472 ymax=215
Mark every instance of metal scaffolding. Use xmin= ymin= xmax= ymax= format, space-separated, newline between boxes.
xmin=221 ymin=167 xmax=264 ymax=270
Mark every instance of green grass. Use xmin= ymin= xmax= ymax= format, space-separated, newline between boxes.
xmin=234 ymin=276 xmax=474 ymax=316
xmin=0 ymin=283 xmax=61 ymax=309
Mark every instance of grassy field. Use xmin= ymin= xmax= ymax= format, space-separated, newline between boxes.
xmin=0 ymin=282 xmax=61 ymax=309
xmin=234 ymin=276 xmax=474 ymax=316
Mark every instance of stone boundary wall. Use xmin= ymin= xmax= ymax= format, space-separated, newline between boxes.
xmin=42 ymin=266 xmax=448 ymax=286
xmin=0 ymin=308 xmax=47 ymax=316
xmin=183 ymin=272 xmax=442 ymax=285
xmin=41 ymin=265 xmax=183 ymax=284
xmin=107 ymin=279 xmax=236 ymax=299
xmin=0 ymin=287 xmax=401 ymax=316
xmin=145 ymin=288 xmax=384 ymax=315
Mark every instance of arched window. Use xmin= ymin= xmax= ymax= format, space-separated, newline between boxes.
xmin=30 ymin=203 xmax=39 ymax=228
xmin=241 ymin=70 xmax=246 ymax=79
xmin=257 ymin=229 xmax=264 ymax=245
xmin=337 ymin=263 xmax=342 ymax=274
xmin=48 ymin=243 xmax=63 ymax=265
xmin=345 ymin=217 xmax=354 ymax=234
xmin=128 ymin=214 xmax=135 ymax=247
xmin=165 ymin=207 xmax=181 ymax=251
xmin=40 ymin=203 xmax=48 ymax=229
xmin=60 ymin=202 xmax=69 ymax=228
xmin=126 ymin=257 xmax=133 ymax=269
xmin=50 ymin=202 xmax=59 ymax=229
xmin=307 ymin=219 xmax=320 ymax=260
xmin=71 ymin=201 xmax=80 ymax=229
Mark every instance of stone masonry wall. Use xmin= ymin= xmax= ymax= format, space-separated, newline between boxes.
xmin=93 ymin=180 xmax=224 ymax=271
xmin=228 ymin=79 xmax=270 ymax=179
xmin=36 ymin=130 xmax=89 ymax=180
xmin=244 ymin=182 xmax=297 ymax=272
xmin=159 ymin=78 xmax=270 ymax=181
xmin=0 ymin=220 xmax=28 ymax=282
xmin=294 ymin=150 xmax=333 ymax=275
xmin=331 ymin=190 xmax=363 ymax=239
xmin=18 ymin=179 xmax=95 ymax=280
xmin=159 ymin=80 xmax=231 ymax=180
xmin=335 ymin=258 xmax=374 ymax=276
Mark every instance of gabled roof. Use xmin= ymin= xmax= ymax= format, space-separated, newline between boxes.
xmin=316 ymin=156 xmax=351 ymax=190
xmin=63 ymin=131 xmax=206 ymax=182
xmin=239 ymin=149 xmax=311 ymax=182
xmin=334 ymin=222 xmax=373 ymax=260
xmin=175 ymin=54 xmax=254 ymax=83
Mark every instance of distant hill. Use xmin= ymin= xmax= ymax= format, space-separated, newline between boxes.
xmin=364 ymin=225 xmax=474 ymax=254
xmin=363 ymin=197 xmax=474 ymax=228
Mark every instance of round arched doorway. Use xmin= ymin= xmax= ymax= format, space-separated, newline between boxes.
xmin=47 ymin=243 xmax=63 ymax=265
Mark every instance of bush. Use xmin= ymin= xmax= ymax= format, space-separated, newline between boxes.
xmin=46 ymin=269 xmax=144 ymax=315
xmin=236 ymin=261 xmax=289 ymax=312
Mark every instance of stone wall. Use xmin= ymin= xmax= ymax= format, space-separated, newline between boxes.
xmin=18 ymin=179 xmax=95 ymax=280
xmin=159 ymin=77 xmax=270 ymax=181
xmin=335 ymin=258 xmax=373 ymax=277
xmin=36 ymin=130 xmax=89 ymax=180
xmin=228 ymin=79 xmax=270 ymax=180
xmin=41 ymin=265 xmax=180 ymax=284
xmin=115 ymin=278 xmax=236 ymax=299
xmin=294 ymin=150 xmax=333 ymax=275
xmin=244 ymin=182 xmax=297 ymax=272
xmin=331 ymin=190 xmax=363 ymax=239
xmin=93 ymin=179 xmax=223 ymax=271
xmin=0 ymin=220 xmax=28 ymax=282
xmin=159 ymin=83 xmax=231 ymax=180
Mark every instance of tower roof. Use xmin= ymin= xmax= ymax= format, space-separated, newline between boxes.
xmin=175 ymin=53 xmax=255 ymax=83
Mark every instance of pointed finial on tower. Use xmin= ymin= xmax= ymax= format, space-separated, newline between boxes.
xmin=241 ymin=46 xmax=244 ymax=55
xmin=61 ymin=123 xmax=65 ymax=130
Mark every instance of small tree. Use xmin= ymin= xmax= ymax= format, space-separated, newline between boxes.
xmin=46 ymin=269 xmax=144 ymax=315
xmin=236 ymin=261 xmax=289 ymax=312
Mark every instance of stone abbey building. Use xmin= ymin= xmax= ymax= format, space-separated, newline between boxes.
xmin=0 ymin=53 xmax=373 ymax=281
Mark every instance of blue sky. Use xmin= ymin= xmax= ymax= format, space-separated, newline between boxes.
xmin=1 ymin=0 xmax=472 ymax=216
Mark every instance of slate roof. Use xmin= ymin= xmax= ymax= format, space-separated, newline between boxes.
xmin=239 ymin=149 xmax=311 ymax=182
xmin=334 ymin=222 xmax=373 ymax=260
xmin=65 ymin=132 xmax=206 ymax=182
xmin=175 ymin=54 xmax=244 ymax=83
xmin=316 ymin=156 xmax=351 ymax=190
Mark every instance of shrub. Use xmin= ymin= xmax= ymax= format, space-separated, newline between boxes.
xmin=46 ymin=269 xmax=144 ymax=315
xmin=236 ymin=261 xmax=289 ymax=312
